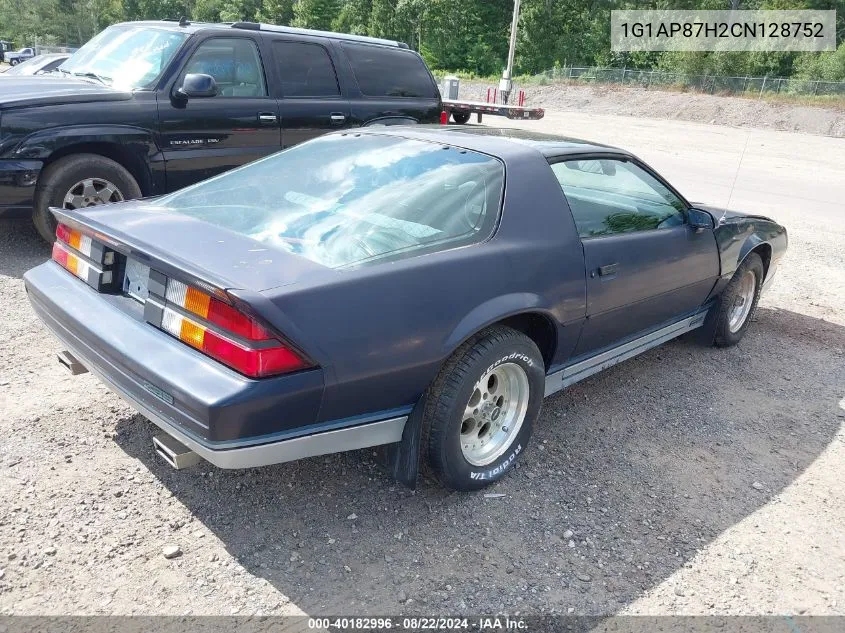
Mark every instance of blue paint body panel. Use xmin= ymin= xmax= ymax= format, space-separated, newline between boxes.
xmin=23 ymin=127 xmax=788 ymax=461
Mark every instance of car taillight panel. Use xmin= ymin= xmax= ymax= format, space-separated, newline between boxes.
xmin=52 ymin=222 xmax=309 ymax=379
xmin=52 ymin=223 xmax=115 ymax=289
xmin=158 ymin=278 xmax=311 ymax=378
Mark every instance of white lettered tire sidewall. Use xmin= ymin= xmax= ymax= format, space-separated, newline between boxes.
xmin=426 ymin=327 xmax=545 ymax=491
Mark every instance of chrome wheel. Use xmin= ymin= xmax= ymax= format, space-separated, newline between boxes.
xmin=728 ymin=269 xmax=757 ymax=333
xmin=63 ymin=178 xmax=124 ymax=209
xmin=460 ymin=362 xmax=530 ymax=466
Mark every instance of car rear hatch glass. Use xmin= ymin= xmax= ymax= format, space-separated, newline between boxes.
xmin=152 ymin=133 xmax=505 ymax=269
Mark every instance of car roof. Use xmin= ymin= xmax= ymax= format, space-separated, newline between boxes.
xmin=120 ymin=20 xmax=407 ymax=48
xmin=355 ymin=126 xmax=632 ymax=160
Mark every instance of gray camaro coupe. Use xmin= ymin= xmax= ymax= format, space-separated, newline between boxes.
xmin=24 ymin=127 xmax=787 ymax=491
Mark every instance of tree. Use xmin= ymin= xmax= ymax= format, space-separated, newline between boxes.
xmin=292 ymin=0 xmax=339 ymax=30
xmin=257 ymin=0 xmax=294 ymax=24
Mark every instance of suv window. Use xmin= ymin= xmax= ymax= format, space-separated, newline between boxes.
xmin=550 ymin=159 xmax=686 ymax=238
xmin=183 ymin=37 xmax=267 ymax=98
xmin=342 ymin=42 xmax=436 ymax=98
xmin=272 ymin=41 xmax=340 ymax=97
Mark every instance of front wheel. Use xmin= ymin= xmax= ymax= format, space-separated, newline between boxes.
xmin=33 ymin=153 xmax=141 ymax=242
xmin=421 ymin=326 xmax=545 ymax=491
xmin=713 ymin=252 xmax=764 ymax=346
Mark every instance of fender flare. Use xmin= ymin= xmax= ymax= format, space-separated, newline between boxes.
xmin=17 ymin=125 xmax=160 ymax=194
xmin=737 ymin=233 xmax=769 ymax=272
xmin=442 ymin=293 xmax=552 ymax=358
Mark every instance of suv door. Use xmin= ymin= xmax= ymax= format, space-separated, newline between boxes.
xmin=550 ymin=157 xmax=719 ymax=356
xmin=157 ymin=35 xmax=281 ymax=192
xmin=266 ymin=38 xmax=351 ymax=148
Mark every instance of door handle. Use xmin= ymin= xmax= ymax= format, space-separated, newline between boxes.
xmin=258 ymin=113 xmax=278 ymax=123
xmin=330 ymin=113 xmax=347 ymax=124
xmin=598 ymin=263 xmax=618 ymax=276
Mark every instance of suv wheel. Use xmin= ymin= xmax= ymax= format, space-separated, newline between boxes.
xmin=33 ymin=153 xmax=141 ymax=242
xmin=421 ymin=326 xmax=544 ymax=491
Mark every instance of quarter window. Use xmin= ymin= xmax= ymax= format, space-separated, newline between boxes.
xmin=550 ymin=159 xmax=686 ymax=238
xmin=272 ymin=41 xmax=340 ymax=97
xmin=342 ymin=42 xmax=437 ymax=98
xmin=182 ymin=38 xmax=267 ymax=98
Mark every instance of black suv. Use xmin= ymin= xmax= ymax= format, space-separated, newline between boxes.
xmin=0 ymin=20 xmax=443 ymax=241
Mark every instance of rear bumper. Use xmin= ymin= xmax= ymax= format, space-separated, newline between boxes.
xmin=24 ymin=262 xmax=406 ymax=468
xmin=0 ymin=159 xmax=41 ymax=218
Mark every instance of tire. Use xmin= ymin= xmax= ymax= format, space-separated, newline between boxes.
xmin=713 ymin=252 xmax=764 ymax=347
xmin=9 ymin=58 xmax=18 ymax=66
xmin=33 ymin=153 xmax=141 ymax=242
xmin=421 ymin=325 xmax=545 ymax=491
xmin=451 ymin=111 xmax=471 ymax=125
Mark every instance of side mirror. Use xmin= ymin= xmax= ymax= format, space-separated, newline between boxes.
xmin=175 ymin=73 xmax=218 ymax=99
xmin=687 ymin=207 xmax=713 ymax=233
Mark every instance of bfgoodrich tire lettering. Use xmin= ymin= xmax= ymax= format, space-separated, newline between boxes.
xmin=421 ymin=325 xmax=544 ymax=491
xmin=33 ymin=153 xmax=141 ymax=243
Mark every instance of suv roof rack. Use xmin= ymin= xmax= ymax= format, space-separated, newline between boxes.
xmin=230 ymin=22 xmax=409 ymax=48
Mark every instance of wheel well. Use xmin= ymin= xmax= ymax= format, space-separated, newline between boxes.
xmin=42 ymin=142 xmax=151 ymax=195
xmin=749 ymin=243 xmax=772 ymax=277
xmin=498 ymin=312 xmax=557 ymax=370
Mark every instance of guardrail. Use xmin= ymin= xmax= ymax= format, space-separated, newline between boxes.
xmin=535 ymin=66 xmax=845 ymax=97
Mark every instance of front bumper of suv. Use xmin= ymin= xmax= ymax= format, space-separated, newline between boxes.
xmin=0 ymin=159 xmax=41 ymax=218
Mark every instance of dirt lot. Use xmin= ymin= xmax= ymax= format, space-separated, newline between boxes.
xmin=1 ymin=102 xmax=844 ymax=617
xmin=457 ymin=81 xmax=845 ymax=138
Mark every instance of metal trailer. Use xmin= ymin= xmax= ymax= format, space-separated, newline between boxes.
xmin=441 ymin=98 xmax=545 ymax=124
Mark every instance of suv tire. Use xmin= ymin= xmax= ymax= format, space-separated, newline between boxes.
xmin=33 ymin=154 xmax=141 ymax=242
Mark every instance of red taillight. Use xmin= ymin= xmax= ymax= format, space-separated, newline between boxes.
xmin=440 ymin=110 xmax=449 ymax=124
xmin=161 ymin=278 xmax=310 ymax=378
xmin=56 ymin=223 xmax=72 ymax=244
xmin=203 ymin=328 xmax=306 ymax=377
xmin=207 ymin=297 xmax=271 ymax=341
xmin=51 ymin=241 xmax=69 ymax=267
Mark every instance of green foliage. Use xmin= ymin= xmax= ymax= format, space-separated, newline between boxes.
xmin=794 ymin=43 xmax=845 ymax=81
xmin=292 ymin=0 xmax=338 ymax=30
xmin=2 ymin=0 xmax=843 ymax=85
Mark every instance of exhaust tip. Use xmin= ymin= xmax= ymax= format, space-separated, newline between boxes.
xmin=153 ymin=433 xmax=201 ymax=470
xmin=58 ymin=350 xmax=88 ymax=375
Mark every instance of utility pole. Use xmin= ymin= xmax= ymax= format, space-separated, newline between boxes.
xmin=499 ymin=0 xmax=521 ymax=104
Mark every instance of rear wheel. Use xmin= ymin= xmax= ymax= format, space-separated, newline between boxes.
xmin=713 ymin=252 xmax=764 ymax=346
xmin=451 ymin=111 xmax=471 ymax=125
xmin=421 ymin=326 xmax=544 ymax=491
xmin=33 ymin=153 xmax=141 ymax=242
xmin=9 ymin=58 xmax=18 ymax=66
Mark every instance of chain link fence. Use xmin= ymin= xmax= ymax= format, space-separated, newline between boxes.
xmin=535 ymin=66 xmax=845 ymax=97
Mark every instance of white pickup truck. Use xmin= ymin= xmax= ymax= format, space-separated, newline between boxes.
xmin=6 ymin=47 xmax=35 ymax=66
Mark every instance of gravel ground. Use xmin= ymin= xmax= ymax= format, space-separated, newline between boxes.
xmin=455 ymin=81 xmax=845 ymax=138
xmin=1 ymin=106 xmax=844 ymax=617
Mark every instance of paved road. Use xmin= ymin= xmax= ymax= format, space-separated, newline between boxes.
xmin=1 ymin=112 xmax=843 ymax=617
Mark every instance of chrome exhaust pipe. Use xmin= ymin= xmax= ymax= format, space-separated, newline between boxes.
xmin=153 ymin=433 xmax=201 ymax=470
xmin=57 ymin=350 xmax=88 ymax=375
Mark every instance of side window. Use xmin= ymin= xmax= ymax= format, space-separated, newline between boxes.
xmin=342 ymin=42 xmax=437 ymax=98
xmin=550 ymin=159 xmax=686 ymax=238
xmin=182 ymin=38 xmax=267 ymax=98
xmin=272 ymin=41 xmax=340 ymax=97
